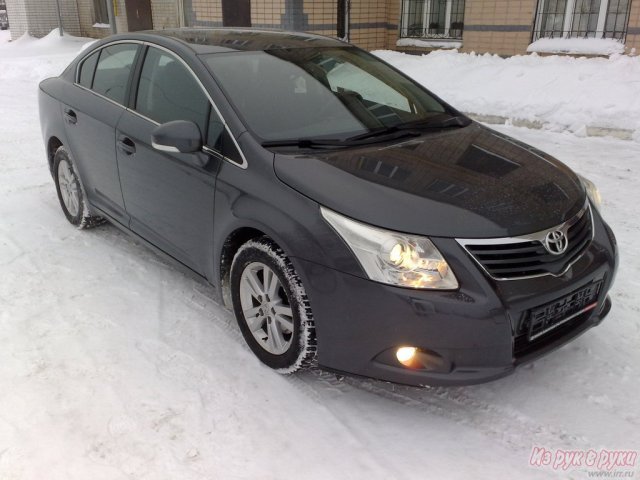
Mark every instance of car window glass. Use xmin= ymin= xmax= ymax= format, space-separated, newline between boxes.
xmin=78 ymin=50 xmax=99 ymax=88
xmin=92 ymin=44 xmax=138 ymax=104
xmin=205 ymin=52 xmax=363 ymax=141
xmin=326 ymin=62 xmax=410 ymax=112
xmin=136 ymin=47 xmax=209 ymax=135
xmin=220 ymin=129 xmax=243 ymax=165
xmin=204 ymin=48 xmax=446 ymax=141
xmin=207 ymin=107 xmax=225 ymax=151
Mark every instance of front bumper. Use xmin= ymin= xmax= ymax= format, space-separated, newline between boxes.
xmin=293 ymin=210 xmax=617 ymax=386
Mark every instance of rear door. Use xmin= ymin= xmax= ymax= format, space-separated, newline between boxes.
xmin=62 ymin=42 xmax=140 ymax=225
xmin=115 ymin=45 xmax=224 ymax=274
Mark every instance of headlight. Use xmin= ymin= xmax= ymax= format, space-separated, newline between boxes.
xmin=321 ymin=207 xmax=458 ymax=290
xmin=578 ymin=174 xmax=602 ymax=211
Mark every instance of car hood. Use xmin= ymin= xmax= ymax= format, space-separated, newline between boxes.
xmin=273 ymin=123 xmax=586 ymax=238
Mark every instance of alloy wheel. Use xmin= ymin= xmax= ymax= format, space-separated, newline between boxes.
xmin=239 ymin=262 xmax=295 ymax=355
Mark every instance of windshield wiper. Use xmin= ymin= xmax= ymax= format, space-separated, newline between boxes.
xmin=261 ymin=138 xmax=346 ymax=148
xmin=342 ymin=115 xmax=470 ymax=143
xmin=262 ymin=116 xmax=470 ymax=149
xmin=262 ymin=129 xmax=422 ymax=149
xmin=342 ymin=128 xmax=422 ymax=143
xmin=398 ymin=114 xmax=471 ymax=130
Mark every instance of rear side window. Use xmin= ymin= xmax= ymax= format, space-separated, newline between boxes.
xmin=78 ymin=50 xmax=99 ymax=88
xmin=135 ymin=47 xmax=209 ymax=135
xmin=92 ymin=43 xmax=139 ymax=105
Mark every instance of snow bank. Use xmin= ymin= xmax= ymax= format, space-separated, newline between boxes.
xmin=0 ymin=29 xmax=9 ymax=44
xmin=396 ymin=38 xmax=462 ymax=49
xmin=0 ymin=28 xmax=95 ymax=80
xmin=0 ymin=28 xmax=94 ymax=59
xmin=527 ymin=37 xmax=626 ymax=55
xmin=373 ymin=49 xmax=640 ymax=138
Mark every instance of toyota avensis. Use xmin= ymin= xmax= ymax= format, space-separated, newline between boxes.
xmin=38 ymin=28 xmax=617 ymax=386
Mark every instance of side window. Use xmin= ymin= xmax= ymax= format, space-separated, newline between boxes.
xmin=92 ymin=43 xmax=139 ymax=104
xmin=135 ymin=47 xmax=209 ymax=135
xmin=206 ymin=108 xmax=244 ymax=166
xmin=207 ymin=107 xmax=225 ymax=151
xmin=78 ymin=50 xmax=99 ymax=88
xmin=220 ymin=130 xmax=244 ymax=166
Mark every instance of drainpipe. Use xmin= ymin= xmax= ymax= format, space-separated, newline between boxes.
xmin=54 ymin=0 xmax=64 ymax=35
xmin=177 ymin=0 xmax=185 ymax=27
xmin=107 ymin=0 xmax=117 ymax=34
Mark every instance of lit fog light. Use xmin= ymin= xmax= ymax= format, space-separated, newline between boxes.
xmin=396 ymin=346 xmax=418 ymax=367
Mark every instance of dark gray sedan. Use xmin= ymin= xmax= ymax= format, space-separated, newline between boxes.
xmin=38 ymin=28 xmax=617 ymax=386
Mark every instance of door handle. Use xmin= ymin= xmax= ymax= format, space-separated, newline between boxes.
xmin=63 ymin=108 xmax=77 ymax=125
xmin=117 ymin=136 xmax=136 ymax=155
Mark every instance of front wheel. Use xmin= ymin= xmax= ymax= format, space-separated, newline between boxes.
xmin=230 ymin=237 xmax=316 ymax=372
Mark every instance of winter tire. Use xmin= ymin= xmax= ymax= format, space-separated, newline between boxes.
xmin=230 ymin=237 xmax=316 ymax=372
xmin=53 ymin=146 xmax=103 ymax=229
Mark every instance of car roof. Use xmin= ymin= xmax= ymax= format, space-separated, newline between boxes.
xmin=145 ymin=28 xmax=347 ymax=54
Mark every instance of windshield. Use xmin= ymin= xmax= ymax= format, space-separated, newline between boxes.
xmin=202 ymin=47 xmax=451 ymax=142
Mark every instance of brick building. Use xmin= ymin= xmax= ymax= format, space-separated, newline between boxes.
xmin=4 ymin=0 xmax=640 ymax=55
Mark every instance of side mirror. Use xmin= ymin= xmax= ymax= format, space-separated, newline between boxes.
xmin=151 ymin=120 xmax=202 ymax=154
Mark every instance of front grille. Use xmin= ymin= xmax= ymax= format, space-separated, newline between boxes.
xmin=457 ymin=204 xmax=593 ymax=280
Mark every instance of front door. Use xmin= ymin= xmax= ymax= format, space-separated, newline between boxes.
xmin=126 ymin=0 xmax=153 ymax=31
xmin=115 ymin=46 xmax=223 ymax=274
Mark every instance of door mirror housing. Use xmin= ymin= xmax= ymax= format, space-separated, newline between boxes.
xmin=151 ymin=120 xmax=202 ymax=153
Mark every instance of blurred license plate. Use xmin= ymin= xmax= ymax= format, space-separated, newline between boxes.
xmin=528 ymin=281 xmax=602 ymax=341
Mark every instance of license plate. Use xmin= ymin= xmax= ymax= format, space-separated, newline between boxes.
xmin=528 ymin=281 xmax=602 ymax=341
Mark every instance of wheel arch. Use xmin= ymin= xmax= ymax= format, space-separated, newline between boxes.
xmin=219 ymin=225 xmax=286 ymax=308
xmin=216 ymin=220 xmax=308 ymax=308
xmin=47 ymin=136 xmax=64 ymax=174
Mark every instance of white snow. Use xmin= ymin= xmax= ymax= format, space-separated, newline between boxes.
xmin=1 ymin=31 xmax=639 ymax=480
xmin=373 ymin=49 xmax=640 ymax=138
xmin=396 ymin=38 xmax=462 ymax=49
xmin=527 ymin=37 xmax=626 ymax=55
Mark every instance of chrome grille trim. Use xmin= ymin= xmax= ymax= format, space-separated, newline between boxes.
xmin=456 ymin=201 xmax=594 ymax=281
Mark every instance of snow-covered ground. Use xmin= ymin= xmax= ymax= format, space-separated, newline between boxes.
xmin=1 ymin=32 xmax=639 ymax=479
xmin=374 ymin=49 xmax=640 ymax=139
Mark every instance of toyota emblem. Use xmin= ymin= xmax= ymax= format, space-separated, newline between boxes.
xmin=544 ymin=230 xmax=568 ymax=255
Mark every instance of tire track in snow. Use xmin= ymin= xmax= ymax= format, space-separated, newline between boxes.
xmin=297 ymin=369 xmax=590 ymax=455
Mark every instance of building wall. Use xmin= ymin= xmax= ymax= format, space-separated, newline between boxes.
xmin=460 ymin=0 xmax=537 ymax=56
xmin=185 ymin=0 xmax=393 ymax=50
xmin=626 ymin=0 xmax=640 ymax=53
xmin=386 ymin=0 xmax=400 ymax=49
xmin=303 ymin=0 xmax=336 ymax=36
xmin=346 ymin=0 xmax=387 ymax=50
xmin=253 ymin=0 xmax=286 ymax=28
xmin=4 ymin=0 xmax=27 ymax=38
xmin=186 ymin=0 xmax=222 ymax=26
xmin=5 ymin=0 xmax=638 ymax=56
xmin=6 ymin=0 xmax=81 ymax=40
xmin=391 ymin=0 xmax=638 ymax=57
xmin=151 ymin=0 xmax=180 ymax=29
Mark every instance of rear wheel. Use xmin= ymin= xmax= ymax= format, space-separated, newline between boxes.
xmin=53 ymin=146 xmax=103 ymax=229
xmin=230 ymin=237 xmax=316 ymax=372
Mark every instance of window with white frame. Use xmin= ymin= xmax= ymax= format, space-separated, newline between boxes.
xmin=533 ymin=0 xmax=632 ymax=41
xmin=400 ymin=0 xmax=466 ymax=40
